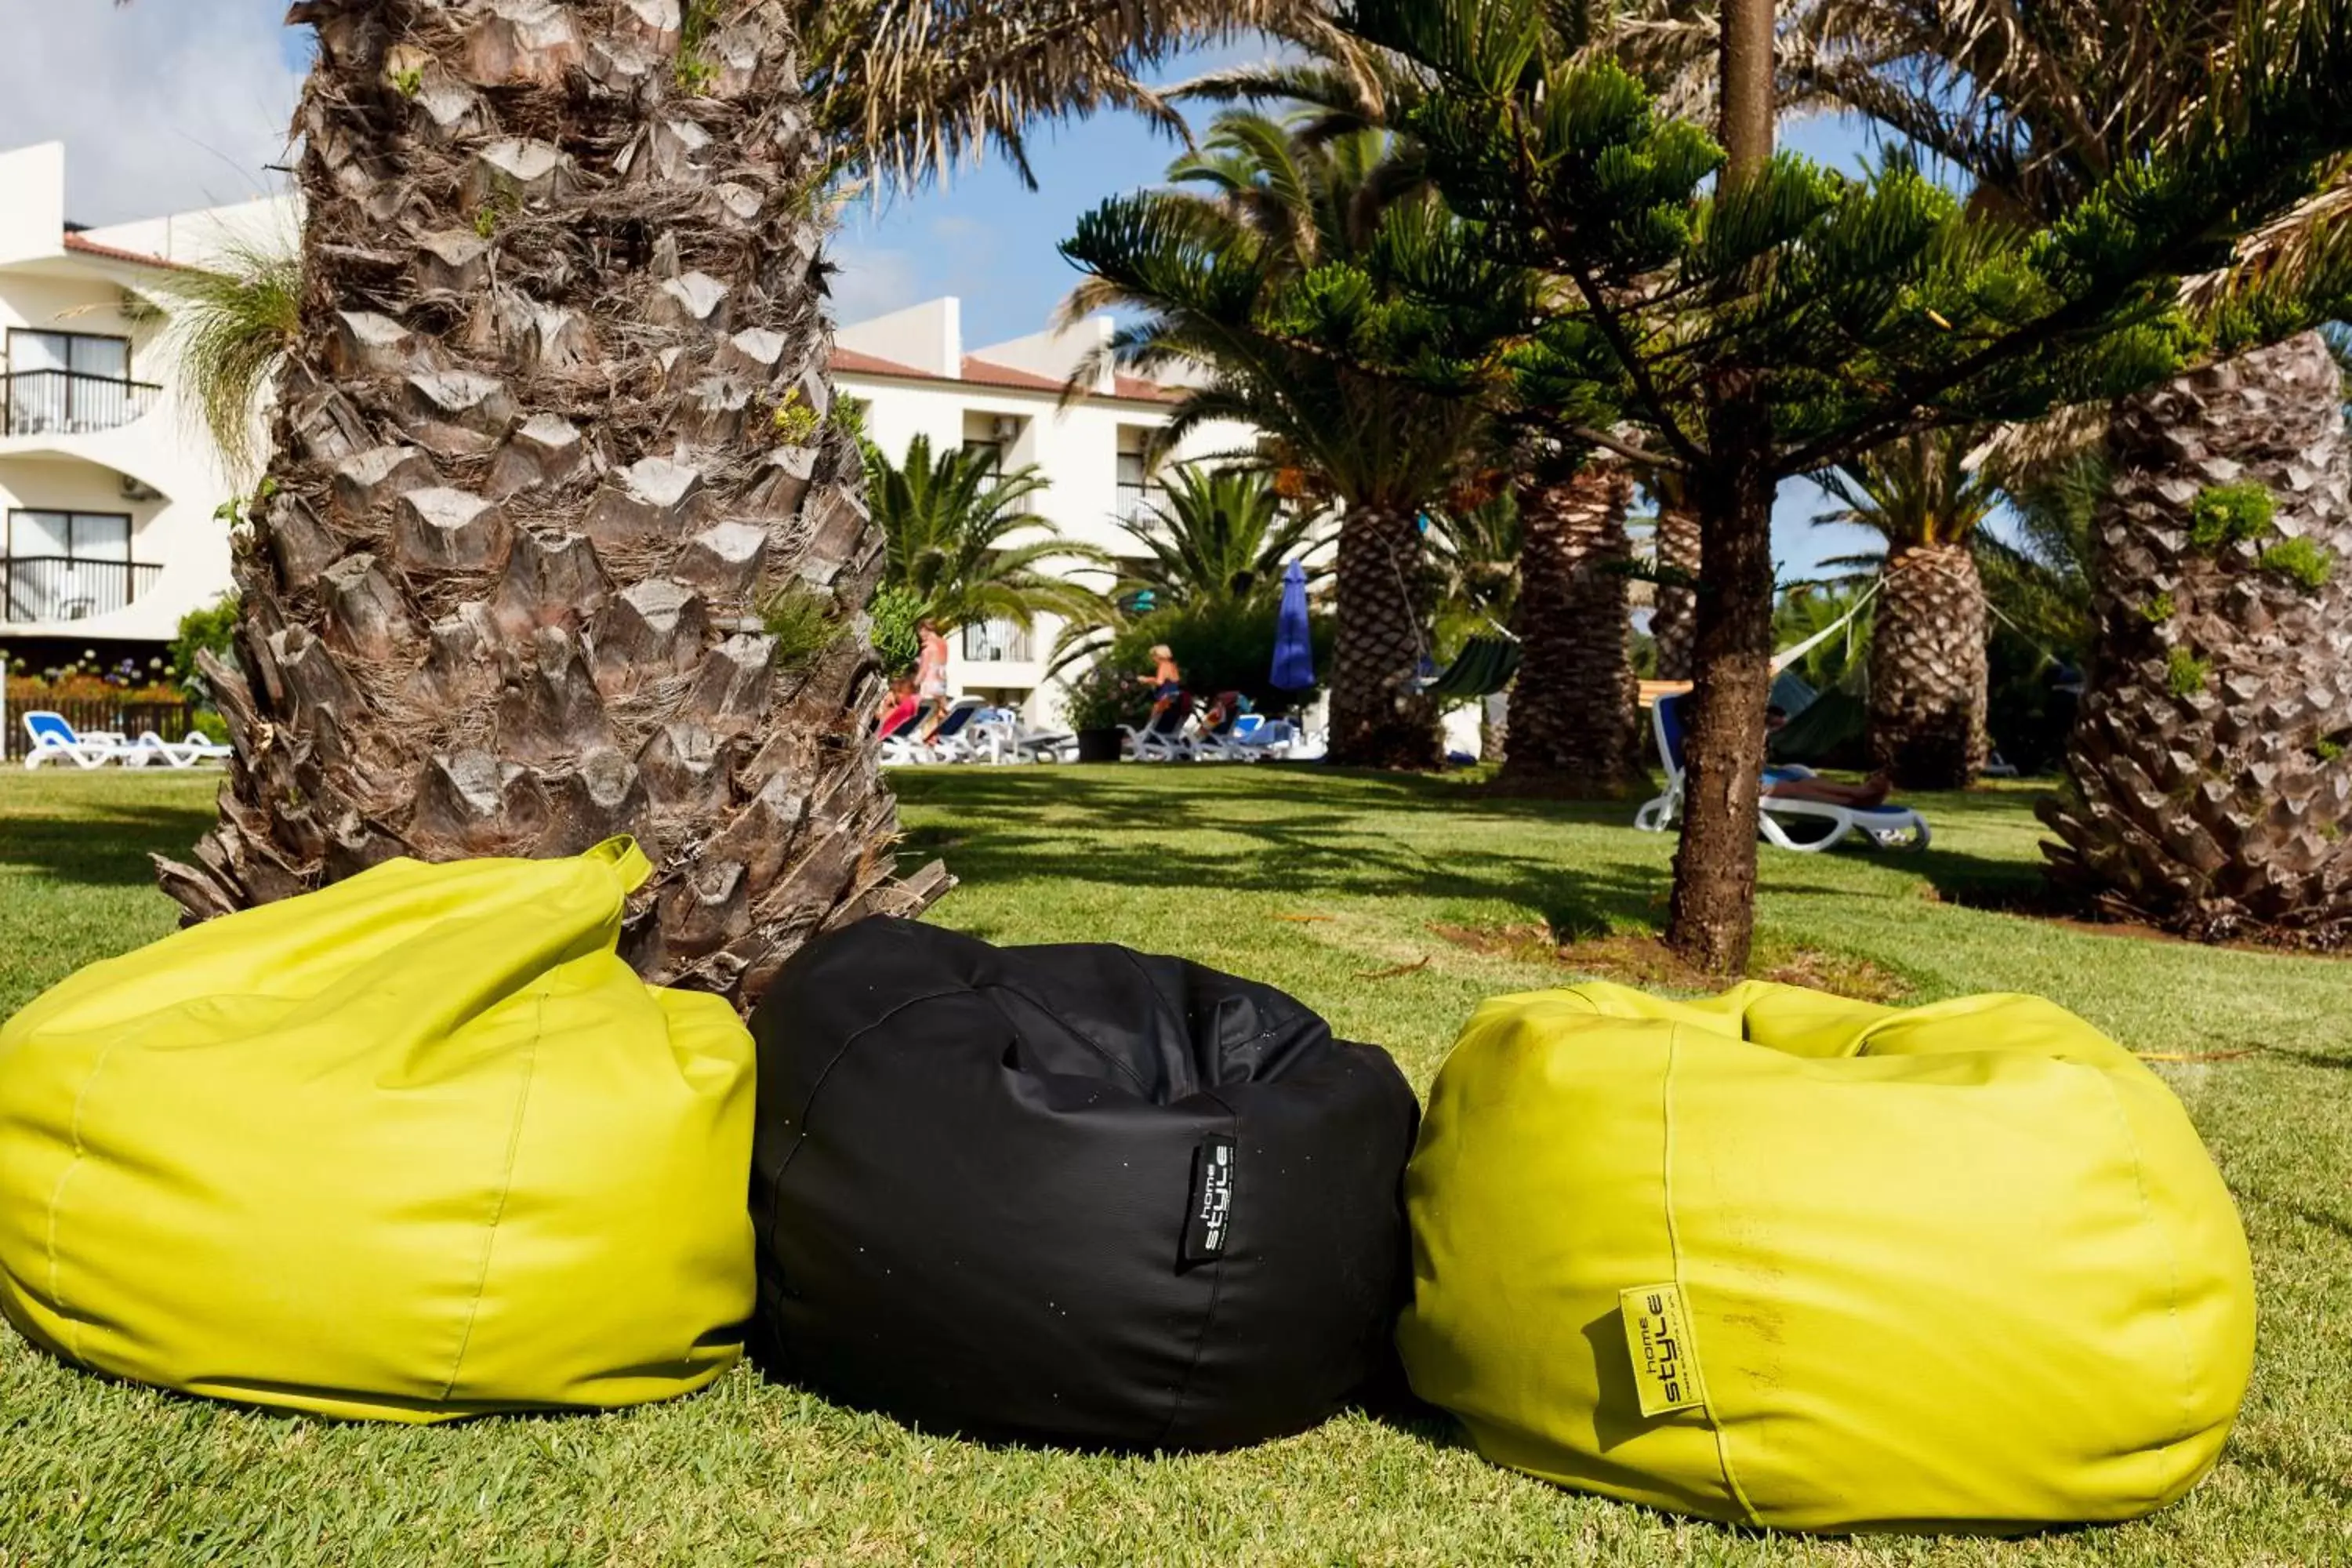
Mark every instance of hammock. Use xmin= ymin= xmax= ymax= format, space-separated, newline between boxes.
xmin=1418 ymin=633 xmax=1523 ymax=701
xmin=1770 ymin=580 xmax=1881 ymax=677
xmin=1414 ymin=579 xmax=1877 ymax=707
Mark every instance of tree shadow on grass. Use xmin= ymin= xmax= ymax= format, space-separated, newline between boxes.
xmin=890 ymin=763 xmax=1642 ymax=833
xmin=2242 ymin=1188 xmax=2352 ymax=1246
xmin=909 ymin=811 xmax=1673 ymax=928
xmin=1911 ymin=844 xmax=2050 ymax=907
xmin=0 ymin=803 xmax=213 ymax=887
xmin=899 ymin=769 xmax=2050 ymax=956
xmin=2231 ymin=1439 xmax=2352 ymax=1512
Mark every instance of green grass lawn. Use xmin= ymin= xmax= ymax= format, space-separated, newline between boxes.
xmin=2 ymin=765 xmax=2348 ymax=1566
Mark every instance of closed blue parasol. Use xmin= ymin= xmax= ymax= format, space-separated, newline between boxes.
xmin=1270 ymin=560 xmax=1316 ymax=691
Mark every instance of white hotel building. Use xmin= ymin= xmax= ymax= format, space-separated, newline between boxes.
xmin=0 ymin=143 xmax=1250 ymax=728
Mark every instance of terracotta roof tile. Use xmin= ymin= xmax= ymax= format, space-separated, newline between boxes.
xmin=829 ymin=346 xmax=944 ymax=379
xmin=826 ymin=346 xmax=1179 ymax=404
xmin=1112 ymin=374 xmax=1181 ymax=405
xmin=62 ymin=233 xmax=187 ymax=270
xmin=957 ymin=356 xmax=1066 ymax=394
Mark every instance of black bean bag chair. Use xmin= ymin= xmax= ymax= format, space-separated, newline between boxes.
xmin=748 ymin=918 xmax=1419 ymax=1451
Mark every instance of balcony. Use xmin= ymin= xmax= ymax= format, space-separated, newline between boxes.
xmin=1116 ymin=485 xmax=1169 ymax=526
xmin=5 ymin=370 xmax=163 ymax=437
xmin=962 ymin=620 xmax=1036 ymax=664
xmin=2 ymin=557 xmax=163 ymax=624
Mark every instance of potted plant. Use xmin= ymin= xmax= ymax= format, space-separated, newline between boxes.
xmin=1060 ymin=660 xmax=1151 ymax=762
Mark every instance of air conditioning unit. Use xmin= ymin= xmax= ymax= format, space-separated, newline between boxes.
xmin=119 ymin=473 xmax=165 ymax=503
xmin=993 ymin=416 xmax=1021 ymax=443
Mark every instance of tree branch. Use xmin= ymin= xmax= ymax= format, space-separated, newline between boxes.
xmin=1499 ymin=82 xmax=1708 ymax=468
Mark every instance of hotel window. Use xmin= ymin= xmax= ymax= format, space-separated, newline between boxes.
xmin=7 ymin=509 xmax=132 ymax=564
xmin=4 ymin=510 xmax=136 ymax=622
xmin=7 ymin=328 xmax=132 ymax=382
xmin=1116 ymin=426 xmax=1167 ymax=524
xmin=5 ymin=330 xmax=138 ymax=435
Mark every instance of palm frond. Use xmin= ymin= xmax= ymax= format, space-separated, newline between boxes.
xmin=863 ymin=431 xmax=1119 ymax=631
xmin=807 ymin=0 xmax=1336 ymax=194
xmin=1806 ymin=428 xmax=2003 ymax=549
xmin=1116 ymin=464 xmax=1330 ymax=609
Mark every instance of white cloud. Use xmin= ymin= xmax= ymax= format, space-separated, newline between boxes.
xmin=0 ymin=3 xmax=301 ymax=224
xmin=826 ymin=245 xmax=928 ymax=327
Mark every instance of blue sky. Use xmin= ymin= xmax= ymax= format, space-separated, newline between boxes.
xmin=833 ymin=56 xmax=1885 ymax=347
xmin=829 ymin=55 xmax=1891 ymax=579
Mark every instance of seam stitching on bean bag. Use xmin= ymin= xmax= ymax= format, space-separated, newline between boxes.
xmin=1160 ymin=1087 xmax=1240 ymax=1449
xmin=1120 ymin=947 xmax=1194 ymax=1088
xmin=1664 ymin=1022 xmax=1762 ymax=1527
xmin=760 ymin=986 xmax=971 ymax=1269
xmin=440 ymin=991 xmax=545 ymax=1405
xmin=975 ymin=980 xmax=1155 ymax=1100
xmin=46 ymin=1032 xmax=129 ymax=1367
xmin=2089 ymin=1065 xmax=2198 ymax=1512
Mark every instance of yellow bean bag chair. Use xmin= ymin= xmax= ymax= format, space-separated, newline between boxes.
xmin=0 ymin=839 xmax=755 ymax=1422
xmin=1399 ymin=982 xmax=2256 ymax=1533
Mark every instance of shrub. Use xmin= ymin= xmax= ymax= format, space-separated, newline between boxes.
xmin=1984 ymin=626 xmax=2080 ymax=776
xmin=2166 ymin=646 xmax=2212 ymax=697
xmin=172 ymin=595 xmax=240 ymax=694
xmin=2187 ymin=482 xmax=2275 ymax=550
xmin=2258 ymin=535 xmax=2335 ymax=591
xmin=866 ymin=584 xmax=923 ymax=677
xmin=1104 ymin=598 xmax=1334 ymax=717
xmin=1059 ymin=659 xmax=1156 ymax=732
xmin=2140 ymin=593 xmax=2176 ymax=624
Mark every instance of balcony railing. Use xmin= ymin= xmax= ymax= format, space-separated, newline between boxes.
xmin=2 ymin=557 xmax=162 ymax=623
xmin=5 ymin=369 xmax=163 ymax=436
xmin=1116 ymin=485 xmax=1170 ymax=525
xmin=962 ymin=621 xmax=1036 ymax=664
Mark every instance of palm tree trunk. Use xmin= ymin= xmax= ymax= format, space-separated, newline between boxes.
xmin=1501 ymin=465 xmax=1644 ymax=794
xmin=1326 ymin=503 xmax=1442 ymax=768
xmin=2041 ymin=331 xmax=2352 ymax=938
xmin=1651 ymin=503 xmax=1701 ymax=680
xmin=1867 ymin=543 xmax=1989 ymax=789
xmin=154 ymin=0 xmax=942 ymax=1010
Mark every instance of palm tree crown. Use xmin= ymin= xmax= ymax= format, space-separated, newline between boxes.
xmin=1116 ymin=465 xmax=1325 ymax=612
xmin=866 ymin=435 xmax=1109 ymax=634
xmin=1061 ymin=107 xmax=1498 ymax=767
xmin=1061 ymin=110 xmax=1492 ymax=518
xmin=1812 ymin=430 xmax=2003 ymax=569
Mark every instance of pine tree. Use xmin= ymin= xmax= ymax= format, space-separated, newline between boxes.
xmin=1327 ymin=0 xmax=2352 ymax=971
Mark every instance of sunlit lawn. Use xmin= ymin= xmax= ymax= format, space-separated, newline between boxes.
xmin=1 ymin=765 xmax=2347 ymax=1566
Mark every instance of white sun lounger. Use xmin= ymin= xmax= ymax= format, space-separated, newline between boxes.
xmin=134 ymin=730 xmax=234 ymax=768
xmin=21 ymin=711 xmax=136 ymax=770
xmin=1635 ymin=693 xmax=1930 ymax=854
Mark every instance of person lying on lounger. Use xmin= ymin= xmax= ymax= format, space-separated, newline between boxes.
xmin=1763 ymin=706 xmax=1894 ymax=809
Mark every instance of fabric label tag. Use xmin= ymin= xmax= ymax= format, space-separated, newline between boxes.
xmin=1619 ymin=1283 xmax=1706 ymax=1417
xmin=1181 ymin=1136 xmax=1236 ymax=1265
